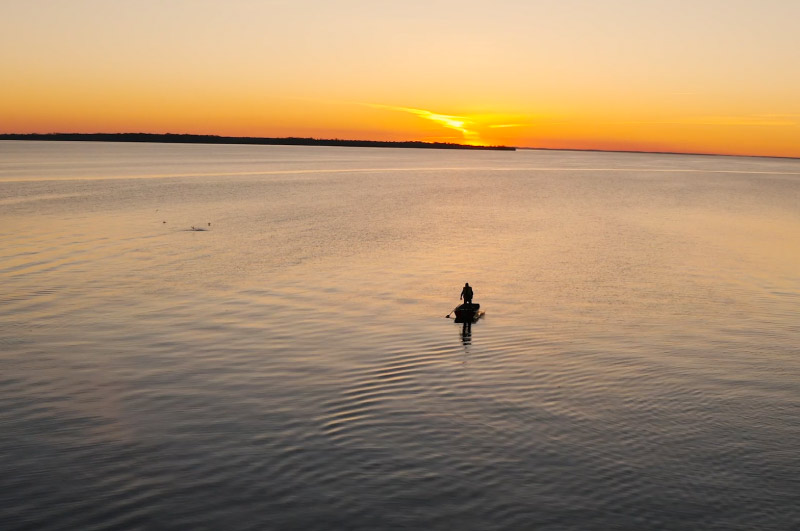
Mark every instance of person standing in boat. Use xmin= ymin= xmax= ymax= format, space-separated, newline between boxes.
xmin=460 ymin=283 xmax=474 ymax=305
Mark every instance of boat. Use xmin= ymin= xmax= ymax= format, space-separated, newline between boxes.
xmin=453 ymin=302 xmax=484 ymax=323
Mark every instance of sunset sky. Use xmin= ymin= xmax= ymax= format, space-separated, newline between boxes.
xmin=2 ymin=0 xmax=800 ymax=157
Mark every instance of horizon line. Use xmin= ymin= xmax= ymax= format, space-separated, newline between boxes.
xmin=2 ymin=132 xmax=799 ymax=161
xmin=0 ymin=132 xmax=515 ymax=152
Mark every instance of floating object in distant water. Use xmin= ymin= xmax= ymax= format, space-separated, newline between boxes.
xmin=450 ymin=302 xmax=484 ymax=323
xmin=162 ymin=221 xmax=166 ymax=223
xmin=189 ymin=226 xmax=208 ymax=231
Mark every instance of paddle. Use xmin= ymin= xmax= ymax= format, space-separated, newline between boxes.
xmin=446 ymin=304 xmax=460 ymax=318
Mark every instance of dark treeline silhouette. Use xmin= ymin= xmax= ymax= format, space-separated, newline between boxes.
xmin=0 ymin=133 xmax=515 ymax=151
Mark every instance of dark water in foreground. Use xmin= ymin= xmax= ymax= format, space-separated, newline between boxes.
xmin=1 ymin=141 xmax=799 ymax=530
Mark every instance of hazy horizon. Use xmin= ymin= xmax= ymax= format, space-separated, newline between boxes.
xmin=5 ymin=132 xmax=800 ymax=161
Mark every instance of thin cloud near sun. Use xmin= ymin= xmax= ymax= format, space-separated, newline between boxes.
xmin=364 ymin=103 xmax=482 ymax=144
xmin=488 ymin=123 xmax=529 ymax=129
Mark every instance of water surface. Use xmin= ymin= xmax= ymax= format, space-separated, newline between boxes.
xmin=2 ymin=141 xmax=799 ymax=530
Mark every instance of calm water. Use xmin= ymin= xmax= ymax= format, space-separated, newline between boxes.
xmin=1 ymin=141 xmax=799 ymax=530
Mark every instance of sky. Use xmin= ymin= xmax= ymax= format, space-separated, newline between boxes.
xmin=2 ymin=0 xmax=800 ymax=157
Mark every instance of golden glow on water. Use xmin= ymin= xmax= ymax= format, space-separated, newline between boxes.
xmin=2 ymin=143 xmax=800 ymax=529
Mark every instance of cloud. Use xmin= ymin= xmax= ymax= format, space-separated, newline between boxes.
xmin=605 ymin=115 xmax=798 ymax=127
xmin=365 ymin=103 xmax=482 ymax=143
xmin=678 ymin=115 xmax=798 ymax=127
xmin=488 ymin=123 xmax=529 ymax=129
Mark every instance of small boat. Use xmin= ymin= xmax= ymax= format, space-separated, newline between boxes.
xmin=453 ymin=302 xmax=484 ymax=323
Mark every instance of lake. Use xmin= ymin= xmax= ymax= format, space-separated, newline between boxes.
xmin=1 ymin=141 xmax=799 ymax=530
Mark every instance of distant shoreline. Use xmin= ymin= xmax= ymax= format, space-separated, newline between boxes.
xmin=517 ymin=146 xmax=800 ymax=161
xmin=4 ymin=134 xmax=798 ymax=160
xmin=0 ymin=133 xmax=516 ymax=151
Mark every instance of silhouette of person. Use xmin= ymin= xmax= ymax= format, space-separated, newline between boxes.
xmin=460 ymin=283 xmax=473 ymax=305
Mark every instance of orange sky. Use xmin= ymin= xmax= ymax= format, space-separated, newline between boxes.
xmin=2 ymin=1 xmax=800 ymax=157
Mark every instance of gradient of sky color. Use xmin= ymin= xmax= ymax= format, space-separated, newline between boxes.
xmin=2 ymin=0 xmax=800 ymax=157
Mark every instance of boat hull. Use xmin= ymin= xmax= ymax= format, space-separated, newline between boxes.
xmin=453 ymin=303 xmax=483 ymax=323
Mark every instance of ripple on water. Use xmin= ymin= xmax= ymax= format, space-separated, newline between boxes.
xmin=2 ymin=144 xmax=800 ymax=530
